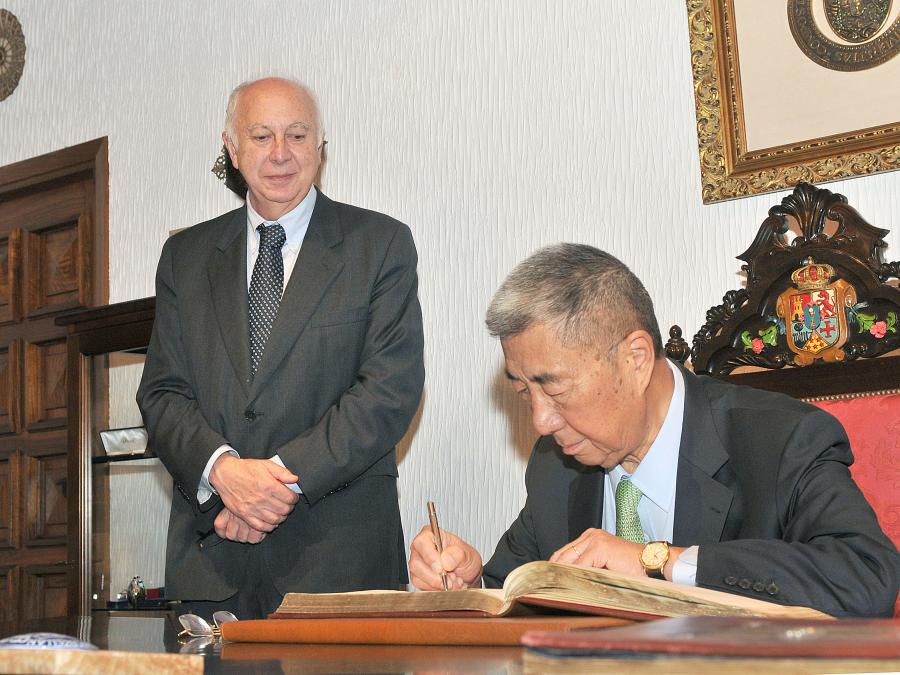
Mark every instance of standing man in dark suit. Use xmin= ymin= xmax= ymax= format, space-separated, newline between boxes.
xmin=137 ymin=77 xmax=424 ymax=619
xmin=408 ymin=243 xmax=900 ymax=617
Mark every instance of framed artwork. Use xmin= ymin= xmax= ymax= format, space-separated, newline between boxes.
xmin=687 ymin=0 xmax=900 ymax=203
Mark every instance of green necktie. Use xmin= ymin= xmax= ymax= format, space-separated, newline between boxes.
xmin=615 ymin=478 xmax=646 ymax=543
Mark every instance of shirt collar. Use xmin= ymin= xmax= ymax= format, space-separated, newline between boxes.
xmin=610 ymin=359 xmax=685 ymax=511
xmin=246 ymin=186 xmax=317 ymax=253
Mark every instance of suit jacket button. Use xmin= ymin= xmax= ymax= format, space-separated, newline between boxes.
xmin=724 ymin=576 xmax=737 ymax=586
xmin=752 ymin=581 xmax=765 ymax=592
xmin=244 ymin=409 xmax=256 ymax=421
xmin=766 ymin=583 xmax=779 ymax=595
xmin=738 ymin=578 xmax=751 ymax=589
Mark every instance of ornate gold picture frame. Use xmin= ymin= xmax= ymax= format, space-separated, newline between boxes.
xmin=687 ymin=0 xmax=900 ymax=204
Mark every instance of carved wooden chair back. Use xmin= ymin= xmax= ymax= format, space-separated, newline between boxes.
xmin=665 ymin=182 xmax=900 ymax=615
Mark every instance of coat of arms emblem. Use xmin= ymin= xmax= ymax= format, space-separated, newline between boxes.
xmin=776 ymin=259 xmax=857 ymax=366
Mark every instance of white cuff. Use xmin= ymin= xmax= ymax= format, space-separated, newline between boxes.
xmin=197 ymin=445 xmax=240 ymax=503
xmin=270 ymin=454 xmax=303 ymax=494
xmin=672 ymin=545 xmax=699 ymax=585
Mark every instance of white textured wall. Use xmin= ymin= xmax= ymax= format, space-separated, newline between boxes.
xmin=2 ymin=0 xmax=900 ymax=591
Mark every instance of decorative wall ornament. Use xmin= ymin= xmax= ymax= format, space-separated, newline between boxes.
xmin=686 ymin=0 xmax=900 ymax=203
xmin=0 ymin=9 xmax=25 ymax=102
xmin=789 ymin=0 xmax=900 ymax=71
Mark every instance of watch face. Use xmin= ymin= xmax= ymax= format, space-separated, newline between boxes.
xmin=641 ymin=542 xmax=668 ymax=567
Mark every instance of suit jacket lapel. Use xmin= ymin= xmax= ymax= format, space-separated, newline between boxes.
xmin=208 ymin=207 xmax=251 ymax=399
xmin=568 ymin=465 xmax=605 ymax=541
xmin=672 ymin=365 xmax=733 ymax=546
xmin=249 ymin=190 xmax=344 ymax=398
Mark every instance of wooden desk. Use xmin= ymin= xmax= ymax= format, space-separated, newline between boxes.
xmin=5 ymin=613 xmax=900 ymax=674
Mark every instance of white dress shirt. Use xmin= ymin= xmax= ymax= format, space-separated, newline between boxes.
xmin=601 ymin=360 xmax=700 ymax=584
xmin=197 ymin=188 xmax=317 ymax=503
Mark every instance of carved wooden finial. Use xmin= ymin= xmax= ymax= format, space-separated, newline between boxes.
xmin=665 ymin=325 xmax=690 ymax=365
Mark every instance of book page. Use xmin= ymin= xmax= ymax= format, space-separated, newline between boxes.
xmin=504 ymin=562 xmax=829 ymax=620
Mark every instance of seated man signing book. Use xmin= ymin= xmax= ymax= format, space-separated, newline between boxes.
xmin=409 ymin=243 xmax=900 ymax=618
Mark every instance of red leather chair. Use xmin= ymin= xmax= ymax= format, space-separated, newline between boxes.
xmin=667 ymin=182 xmax=900 ymax=616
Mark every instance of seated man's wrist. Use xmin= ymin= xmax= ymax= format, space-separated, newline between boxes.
xmin=669 ymin=545 xmax=699 ymax=585
xmin=663 ymin=545 xmax=686 ymax=581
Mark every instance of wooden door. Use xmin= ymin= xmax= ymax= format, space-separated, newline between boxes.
xmin=0 ymin=139 xmax=108 ymax=627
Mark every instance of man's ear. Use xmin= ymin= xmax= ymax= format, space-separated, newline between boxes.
xmin=621 ymin=330 xmax=655 ymax=386
xmin=222 ymin=132 xmax=239 ymax=168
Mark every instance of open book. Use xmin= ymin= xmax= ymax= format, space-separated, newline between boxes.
xmin=270 ymin=561 xmax=830 ymax=621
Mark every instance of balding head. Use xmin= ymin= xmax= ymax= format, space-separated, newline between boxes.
xmin=224 ymin=77 xmax=324 ymax=148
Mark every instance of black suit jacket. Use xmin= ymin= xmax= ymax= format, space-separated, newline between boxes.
xmin=483 ymin=362 xmax=900 ymax=617
xmin=137 ymin=189 xmax=425 ymax=600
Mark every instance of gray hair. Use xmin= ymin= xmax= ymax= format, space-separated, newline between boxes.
xmin=224 ymin=77 xmax=325 ymax=147
xmin=486 ymin=243 xmax=663 ymax=358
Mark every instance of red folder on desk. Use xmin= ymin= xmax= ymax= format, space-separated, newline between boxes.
xmin=521 ymin=615 xmax=900 ymax=658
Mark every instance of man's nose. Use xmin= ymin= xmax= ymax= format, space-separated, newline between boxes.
xmin=269 ymin=137 xmax=288 ymax=163
xmin=531 ymin=395 xmax=564 ymax=436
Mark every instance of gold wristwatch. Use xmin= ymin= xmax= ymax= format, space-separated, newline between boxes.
xmin=640 ymin=540 xmax=670 ymax=580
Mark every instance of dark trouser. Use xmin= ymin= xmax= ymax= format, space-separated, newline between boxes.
xmin=174 ymin=544 xmax=283 ymax=621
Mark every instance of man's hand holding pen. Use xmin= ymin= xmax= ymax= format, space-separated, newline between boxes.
xmin=408 ymin=525 xmax=484 ymax=590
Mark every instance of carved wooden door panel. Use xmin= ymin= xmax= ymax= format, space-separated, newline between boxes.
xmin=0 ymin=140 xmax=107 ymax=627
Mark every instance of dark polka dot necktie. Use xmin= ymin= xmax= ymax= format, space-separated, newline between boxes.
xmin=249 ymin=222 xmax=286 ymax=375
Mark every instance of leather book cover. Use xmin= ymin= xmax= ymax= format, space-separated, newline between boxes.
xmin=221 ymin=615 xmax=629 ymax=646
xmin=521 ymin=615 xmax=900 ymax=658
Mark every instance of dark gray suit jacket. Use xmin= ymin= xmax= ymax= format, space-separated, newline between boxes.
xmin=137 ymin=189 xmax=424 ymax=600
xmin=483 ymin=362 xmax=900 ymax=617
